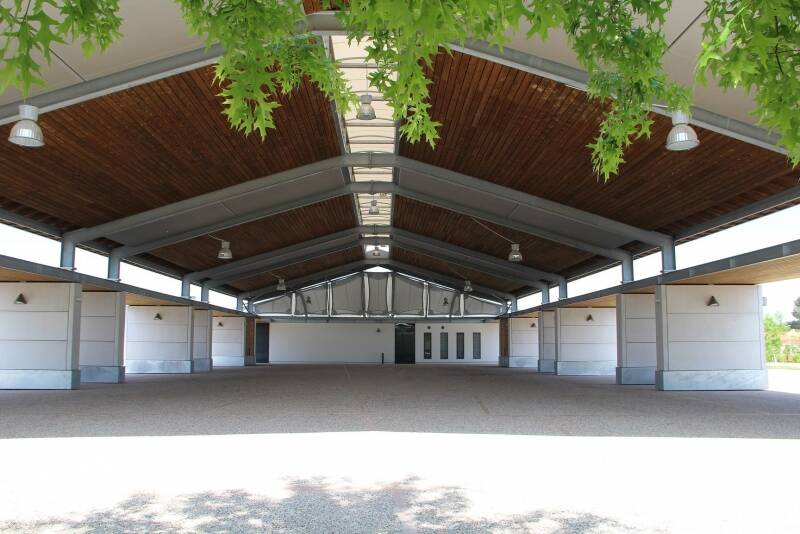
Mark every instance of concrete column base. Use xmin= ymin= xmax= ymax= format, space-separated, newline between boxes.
xmin=193 ymin=359 xmax=212 ymax=372
xmin=555 ymin=361 xmax=615 ymax=376
xmin=538 ymin=358 xmax=555 ymax=374
xmin=498 ymin=356 xmax=510 ymax=368
xmin=125 ymin=360 xmax=193 ymax=374
xmin=656 ymin=369 xmax=768 ymax=391
xmin=0 ymin=369 xmax=80 ymax=390
xmin=80 ymin=365 xmax=125 ymax=384
xmin=509 ymin=356 xmax=538 ymax=368
xmin=245 ymin=355 xmax=256 ymax=366
xmin=616 ymin=366 xmax=656 ymax=385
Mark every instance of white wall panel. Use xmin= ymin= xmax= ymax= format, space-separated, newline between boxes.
xmin=624 ymin=294 xmax=656 ymax=318
xmin=510 ymin=318 xmax=538 ymax=358
xmin=79 ymin=341 xmax=117 ymax=366
xmin=81 ymin=292 xmax=118 ymax=316
xmin=625 ymin=318 xmax=656 ymax=343
xmin=0 ymin=283 xmax=70 ymax=311
xmin=125 ymin=306 xmax=191 ymax=362
xmin=667 ymin=315 xmax=760 ymax=342
xmin=0 ymin=341 xmax=68 ymax=368
xmin=539 ymin=310 xmax=556 ymax=362
xmin=0 ymin=312 xmax=68 ymax=340
xmin=556 ymin=307 xmax=617 ymax=364
xmin=657 ymin=285 xmax=765 ymax=372
xmin=80 ymin=316 xmax=117 ymax=342
xmin=192 ymin=310 xmax=211 ymax=361
xmin=269 ymin=323 xmax=394 ymax=364
xmin=80 ymin=292 xmax=125 ymax=369
xmin=0 ymin=283 xmax=80 ymax=373
xmin=625 ymin=342 xmax=657 ymax=367
xmin=212 ymin=317 xmax=245 ymax=358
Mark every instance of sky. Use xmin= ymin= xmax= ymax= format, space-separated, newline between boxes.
xmin=1 ymin=203 xmax=799 ymax=317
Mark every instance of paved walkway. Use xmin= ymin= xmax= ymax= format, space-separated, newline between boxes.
xmin=1 ymin=365 xmax=799 ymax=532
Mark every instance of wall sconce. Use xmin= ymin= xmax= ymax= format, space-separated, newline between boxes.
xmin=427 ymin=326 xmax=431 ymax=330
xmin=586 ymin=314 xmax=594 ymax=322
xmin=154 ymin=313 xmax=163 ymax=320
xmin=376 ymin=327 xmax=381 ymax=333
xmin=217 ymin=321 xmax=224 ymax=327
xmin=530 ymin=322 xmax=536 ymax=328
xmin=441 ymin=326 xmax=445 ymax=330
xmin=442 ymin=297 xmax=449 ymax=306
xmin=13 ymin=293 xmax=27 ymax=305
xmin=305 ymin=296 xmax=312 ymax=304
xmin=707 ymin=296 xmax=720 ymax=307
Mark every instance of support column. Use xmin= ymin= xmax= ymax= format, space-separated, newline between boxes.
xmin=60 ymin=239 xmax=76 ymax=271
xmin=498 ymin=317 xmax=510 ymax=367
xmin=509 ymin=316 xmax=539 ymax=367
xmin=655 ymin=285 xmax=767 ymax=391
xmin=537 ymin=310 xmax=556 ymax=373
xmin=80 ymin=291 xmax=126 ymax=383
xmin=200 ymin=283 xmax=210 ymax=303
xmin=0 ymin=282 xmax=81 ymax=389
xmin=192 ymin=309 xmax=213 ymax=372
xmin=558 ymin=279 xmax=568 ymax=300
xmin=125 ymin=305 xmax=195 ymax=373
xmin=621 ymin=255 xmax=634 ymax=283
xmin=181 ymin=277 xmax=191 ymax=299
xmin=245 ymin=317 xmax=256 ymax=366
xmin=554 ymin=307 xmax=616 ymax=375
xmin=662 ymin=240 xmax=676 ymax=273
xmin=616 ymin=294 xmax=656 ymax=384
xmin=212 ymin=317 xmax=254 ymax=366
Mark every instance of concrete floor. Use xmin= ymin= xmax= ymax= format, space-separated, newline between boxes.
xmin=1 ymin=365 xmax=799 ymax=532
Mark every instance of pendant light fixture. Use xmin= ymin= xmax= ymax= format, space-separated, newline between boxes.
xmin=368 ymin=197 xmax=380 ymax=215
xmin=356 ymin=66 xmax=376 ymax=120
xmin=665 ymin=110 xmax=699 ymax=151
xmin=9 ymin=104 xmax=44 ymax=147
xmin=217 ymin=240 xmax=233 ymax=260
xmin=463 ymin=280 xmax=473 ymax=293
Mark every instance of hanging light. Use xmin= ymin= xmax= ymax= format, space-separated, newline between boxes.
xmin=371 ymin=247 xmax=382 ymax=257
xmin=368 ymin=197 xmax=380 ymax=215
xmin=463 ymin=280 xmax=473 ymax=293
xmin=276 ymin=278 xmax=287 ymax=291
xmin=666 ymin=110 xmax=699 ymax=151
xmin=9 ymin=104 xmax=44 ymax=147
xmin=217 ymin=240 xmax=233 ymax=260
xmin=508 ymin=243 xmax=523 ymax=262
xmin=356 ymin=93 xmax=377 ymax=121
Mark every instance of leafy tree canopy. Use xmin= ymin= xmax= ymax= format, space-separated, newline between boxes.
xmin=1 ymin=1 xmax=798 ymax=180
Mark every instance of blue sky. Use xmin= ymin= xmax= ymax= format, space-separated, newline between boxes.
xmin=2 ymin=203 xmax=799 ymax=316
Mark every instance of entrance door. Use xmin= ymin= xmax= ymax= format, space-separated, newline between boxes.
xmin=255 ymin=322 xmax=269 ymax=363
xmin=394 ymin=323 xmax=415 ymax=364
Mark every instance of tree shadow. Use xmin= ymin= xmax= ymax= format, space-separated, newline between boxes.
xmin=0 ymin=478 xmax=647 ymax=533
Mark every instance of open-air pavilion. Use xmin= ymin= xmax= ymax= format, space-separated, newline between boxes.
xmin=1 ymin=1 xmax=799 ymax=532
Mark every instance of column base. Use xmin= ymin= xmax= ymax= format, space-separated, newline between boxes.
xmin=538 ymin=358 xmax=555 ymax=374
xmin=80 ymin=365 xmax=125 ymax=384
xmin=193 ymin=358 xmax=212 ymax=372
xmin=656 ymin=369 xmax=768 ymax=391
xmin=555 ymin=361 xmax=615 ymax=376
xmin=245 ymin=355 xmax=256 ymax=366
xmin=616 ymin=366 xmax=656 ymax=385
xmin=126 ymin=360 xmax=193 ymax=374
xmin=0 ymin=369 xmax=80 ymax=390
xmin=498 ymin=356 xmax=510 ymax=368
xmin=509 ymin=356 xmax=538 ymax=368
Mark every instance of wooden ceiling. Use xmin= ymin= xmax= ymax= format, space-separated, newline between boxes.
xmin=399 ymin=50 xmax=798 ymax=236
xmin=0 ymin=67 xmax=341 ymax=228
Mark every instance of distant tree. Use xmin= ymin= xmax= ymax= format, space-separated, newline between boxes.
xmin=765 ymin=313 xmax=789 ymax=362
xmin=789 ymin=297 xmax=800 ymax=330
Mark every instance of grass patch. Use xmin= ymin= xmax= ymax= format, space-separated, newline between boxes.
xmin=767 ymin=362 xmax=800 ymax=371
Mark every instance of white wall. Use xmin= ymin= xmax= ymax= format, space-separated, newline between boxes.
xmin=416 ymin=322 xmax=499 ymax=364
xmin=269 ymin=323 xmax=394 ymax=364
xmin=511 ymin=318 xmax=539 ymax=358
xmin=657 ymin=285 xmax=765 ymax=371
xmin=616 ymin=294 xmax=656 ymax=368
xmin=192 ymin=309 xmax=212 ymax=360
xmin=80 ymin=292 xmax=125 ymax=367
xmin=0 ymin=282 xmax=81 ymax=371
xmin=538 ymin=311 xmax=556 ymax=361
xmin=212 ymin=316 xmax=245 ymax=358
xmin=556 ymin=307 xmax=617 ymax=365
xmin=126 ymin=306 xmax=192 ymax=361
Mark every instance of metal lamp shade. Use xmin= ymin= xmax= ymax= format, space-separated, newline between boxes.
xmin=9 ymin=105 xmax=44 ymax=147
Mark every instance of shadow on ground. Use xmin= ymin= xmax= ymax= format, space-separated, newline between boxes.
xmin=1 ymin=478 xmax=644 ymax=533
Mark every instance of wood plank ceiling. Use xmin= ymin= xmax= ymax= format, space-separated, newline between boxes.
xmin=398 ymin=50 xmax=800 ymax=281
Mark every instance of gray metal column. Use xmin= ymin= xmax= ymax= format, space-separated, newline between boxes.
xmin=181 ymin=277 xmax=192 ymax=299
xmin=662 ymin=239 xmax=677 ymax=272
xmin=107 ymin=250 xmax=122 ymax=281
xmin=60 ymin=239 xmax=76 ymax=271
xmin=558 ymin=280 xmax=568 ymax=300
xmin=200 ymin=282 xmax=210 ymax=303
xmin=541 ymin=288 xmax=550 ymax=304
xmin=621 ymin=255 xmax=634 ymax=283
